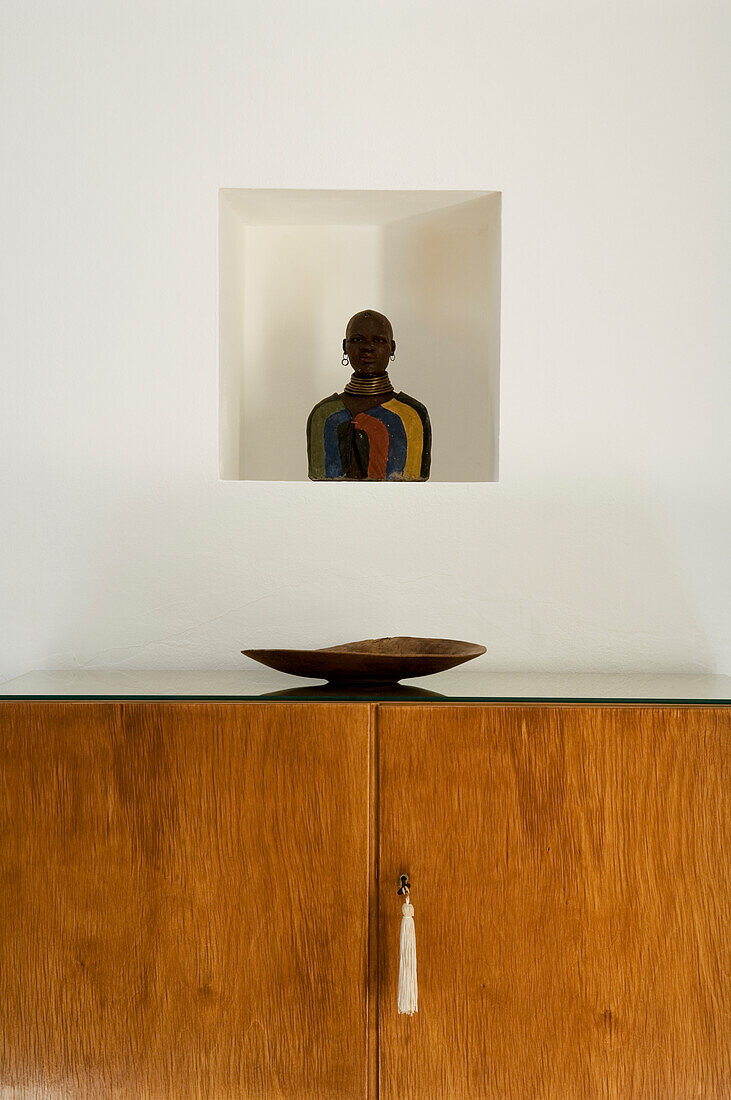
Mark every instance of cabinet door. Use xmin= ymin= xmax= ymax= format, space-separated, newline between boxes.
xmin=0 ymin=702 xmax=372 ymax=1099
xmin=377 ymin=705 xmax=730 ymax=1100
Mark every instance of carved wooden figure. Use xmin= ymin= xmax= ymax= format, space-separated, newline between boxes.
xmin=307 ymin=311 xmax=432 ymax=481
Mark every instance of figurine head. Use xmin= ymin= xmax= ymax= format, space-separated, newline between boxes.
xmin=343 ymin=310 xmax=396 ymax=377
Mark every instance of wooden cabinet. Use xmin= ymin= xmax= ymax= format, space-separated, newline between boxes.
xmin=377 ymin=705 xmax=730 ymax=1099
xmin=1 ymin=699 xmax=729 ymax=1098
xmin=0 ymin=703 xmax=372 ymax=1099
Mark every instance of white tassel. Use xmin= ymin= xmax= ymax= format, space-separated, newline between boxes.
xmin=398 ymin=895 xmax=418 ymax=1015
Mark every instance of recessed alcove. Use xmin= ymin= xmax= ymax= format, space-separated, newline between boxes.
xmin=218 ymin=189 xmax=501 ymax=482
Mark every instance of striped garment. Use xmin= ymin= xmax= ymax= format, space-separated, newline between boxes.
xmin=307 ymin=392 xmax=432 ymax=481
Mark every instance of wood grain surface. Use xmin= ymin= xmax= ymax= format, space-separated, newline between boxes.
xmin=377 ymin=705 xmax=731 ymax=1100
xmin=0 ymin=702 xmax=371 ymax=1099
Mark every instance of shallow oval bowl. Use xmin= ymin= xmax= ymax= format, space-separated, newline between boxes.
xmin=242 ymin=636 xmax=486 ymax=684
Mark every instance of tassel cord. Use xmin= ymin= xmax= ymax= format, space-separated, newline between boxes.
xmin=397 ymin=892 xmax=418 ymax=1015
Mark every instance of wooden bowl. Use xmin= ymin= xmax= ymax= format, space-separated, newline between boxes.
xmin=242 ymin=637 xmax=486 ymax=684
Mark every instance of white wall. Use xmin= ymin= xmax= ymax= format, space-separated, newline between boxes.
xmin=1 ymin=0 xmax=729 ymax=679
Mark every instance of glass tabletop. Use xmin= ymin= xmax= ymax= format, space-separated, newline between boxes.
xmin=1 ymin=670 xmax=730 ymax=703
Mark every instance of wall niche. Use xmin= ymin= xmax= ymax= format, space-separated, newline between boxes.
xmin=219 ymin=188 xmax=501 ymax=482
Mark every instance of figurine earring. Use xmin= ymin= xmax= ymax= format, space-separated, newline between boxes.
xmin=390 ymin=353 xmax=395 ymax=361
xmin=342 ymin=353 xmax=349 ymax=366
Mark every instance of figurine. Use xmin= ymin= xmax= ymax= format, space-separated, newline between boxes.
xmin=307 ymin=310 xmax=431 ymax=481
